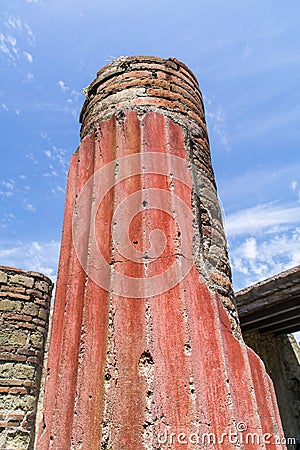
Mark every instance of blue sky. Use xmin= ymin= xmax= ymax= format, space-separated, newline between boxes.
xmin=0 ymin=1 xmax=299 ymax=311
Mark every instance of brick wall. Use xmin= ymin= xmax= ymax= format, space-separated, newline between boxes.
xmin=0 ymin=267 xmax=53 ymax=450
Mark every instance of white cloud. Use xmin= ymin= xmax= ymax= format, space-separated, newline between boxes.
xmin=22 ymin=71 xmax=34 ymax=83
xmin=25 ymin=145 xmax=68 ymax=197
xmin=25 ymin=152 xmax=38 ymax=165
xmin=51 ymin=146 xmax=68 ymax=174
xmin=0 ymin=213 xmax=15 ymax=230
xmin=226 ymin=201 xmax=300 ymax=290
xmin=2 ymin=180 xmax=14 ymax=190
xmin=219 ymin=164 xmax=300 ymax=207
xmin=58 ymin=80 xmax=68 ymax=92
xmin=51 ymin=185 xmax=65 ymax=195
xmin=0 ymin=191 xmax=13 ymax=198
xmin=242 ymin=237 xmax=257 ymax=259
xmin=227 ymin=197 xmax=300 ymax=291
xmin=0 ymin=179 xmax=15 ymax=197
xmin=24 ymin=23 xmax=35 ymax=45
xmin=291 ymin=181 xmax=297 ymax=191
xmin=70 ymin=88 xmax=82 ymax=100
xmin=230 ymin=227 xmax=300 ymax=290
xmin=0 ymin=33 xmax=18 ymax=63
xmin=44 ymin=149 xmax=52 ymax=158
xmin=225 ymin=203 xmax=300 ymax=237
xmin=23 ymin=200 xmax=36 ymax=213
xmin=205 ymin=99 xmax=229 ymax=150
xmin=56 ymin=81 xmax=83 ymax=117
xmin=0 ymin=16 xmax=35 ymax=65
xmin=7 ymin=35 xmax=17 ymax=54
xmin=24 ymin=51 xmax=33 ymax=63
xmin=5 ymin=17 xmax=22 ymax=31
xmin=43 ymin=168 xmax=58 ymax=177
xmin=42 ymin=146 xmax=68 ymax=177
xmin=40 ymin=132 xmax=49 ymax=140
xmin=0 ymin=240 xmax=60 ymax=281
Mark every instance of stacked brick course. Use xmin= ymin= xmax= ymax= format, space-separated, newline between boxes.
xmin=0 ymin=266 xmax=53 ymax=450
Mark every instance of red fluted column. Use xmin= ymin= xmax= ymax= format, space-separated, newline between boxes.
xmin=37 ymin=57 xmax=286 ymax=449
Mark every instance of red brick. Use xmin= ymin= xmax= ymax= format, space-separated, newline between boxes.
xmin=23 ymin=380 xmax=36 ymax=387
xmin=6 ymin=292 xmax=30 ymax=301
xmin=25 ymin=289 xmax=44 ymax=298
xmin=0 ymin=353 xmax=26 ymax=362
xmin=27 ymin=356 xmax=39 ymax=364
xmin=7 ymin=413 xmax=24 ymax=420
xmin=2 ymin=313 xmax=32 ymax=321
xmin=17 ymin=348 xmax=36 ymax=356
xmin=0 ymin=387 xmax=9 ymax=393
xmin=0 ymin=379 xmax=24 ymax=386
xmin=9 ymin=387 xmax=27 ymax=394
xmin=6 ymin=421 xmax=20 ymax=427
xmin=0 ymin=285 xmax=26 ymax=293
xmin=32 ymin=318 xmax=46 ymax=326
xmin=146 ymin=87 xmax=201 ymax=116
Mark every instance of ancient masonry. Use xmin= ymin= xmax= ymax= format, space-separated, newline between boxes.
xmin=37 ymin=57 xmax=286 ymax=449
xmin=0 ymin=267 xmax=53 ymax=450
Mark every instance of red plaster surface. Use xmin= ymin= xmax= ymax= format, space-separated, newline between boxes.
xmin=37 ymin=111 xmax=285 ymax=449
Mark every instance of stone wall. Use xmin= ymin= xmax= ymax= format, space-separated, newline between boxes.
xmin=244 ymin=331 xmax=300 ymax=444
xmin=0 ymin=266 xmax=53 ymax=450
xmin=34 ymin=305 xmax=53 ymax=450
